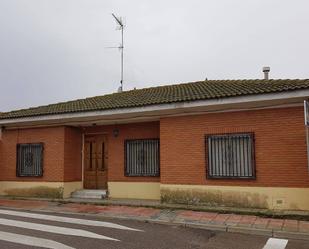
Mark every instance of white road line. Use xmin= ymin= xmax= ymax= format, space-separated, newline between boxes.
xmin=0 ymin=209 xmax=141 ymax=231
xmin=0 ymin=231 xmax=74 ymax=249
xmin=0 ymin=218 xmax=119 ymax=241
xmin=262 ymin=238 xmax=288 ymax=249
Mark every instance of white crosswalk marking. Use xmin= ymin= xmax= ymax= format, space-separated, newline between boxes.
xmin=0 ymin=209 xmax=142 ymax=231
xmin=262 ymin=238 xmax=288 ymax=249
xmin=0 ymin=217 xmax=119 ymax=241
xmin=0 ymin=231 xmax=74 ymax=249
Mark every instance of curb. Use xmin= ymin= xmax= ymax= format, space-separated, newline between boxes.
xmin=227 ymin=226 xmax=272 ymax=237
xmin=184 ymin=222 xmax=227 ymax=232
xmin=273 ymin=231 xmax=309 ymax=241
xmin=146 ymin=218 xmax=309 ymax=241
xmin=1 ymin=201 xmax=309 ymax=241
xmin=3 ymin=196 xmax=309 ymax=221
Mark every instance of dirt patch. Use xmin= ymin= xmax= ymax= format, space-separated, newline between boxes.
xmin=160 ymin=188 xmax=268 ymax=209
xmin=4 ymin=186 xmax=63 ymax=199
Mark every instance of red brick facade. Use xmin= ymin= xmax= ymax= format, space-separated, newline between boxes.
xmin=0 ymin=107 xmax=307 ymax=188
xmin=160 ymin=106 xmax=309 ymax=187
xmin=83 ymin=121 xmax=160 ymax=183
xmin=0 ymin=126 xmax=82 ymax=182
xmin=64 ymin=127 xmax=82 ymax=182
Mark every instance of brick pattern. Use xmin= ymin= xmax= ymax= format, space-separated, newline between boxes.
xmin=160 ymin=106 xmax=309 ymax=187
xmin=0 ymin=106 xmax=308 ymax=189
xmin=0 ymin=127 xmax=66 ymax=182
xmin=0 ymin=126 xmax=83 ymax=182
xmin=0 ymin=142 xmax=3 ymax=175
xmin=83 ymin=121 xmax=160 ymax=182
xmin=0 ymin=122 xmax=160 ymax=184
xmin=63 ymin=127 xmax=82 ymax=181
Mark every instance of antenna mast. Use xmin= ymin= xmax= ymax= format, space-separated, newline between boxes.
xmin=112 ymin=13 xmax=124 ymax=92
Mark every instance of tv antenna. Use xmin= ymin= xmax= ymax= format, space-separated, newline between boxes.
xmin=110 ymin=13 xmax=124 ymax=92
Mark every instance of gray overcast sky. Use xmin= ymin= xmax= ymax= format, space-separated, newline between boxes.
xmin=0 ymin=0 xmax=309 ymax=112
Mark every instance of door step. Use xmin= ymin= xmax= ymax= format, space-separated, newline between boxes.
xmin=71 ymin=189 xmax=108 ymax=199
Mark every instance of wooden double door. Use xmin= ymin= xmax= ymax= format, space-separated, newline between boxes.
xmin=84 ymin=135 xmax=108 ymax=189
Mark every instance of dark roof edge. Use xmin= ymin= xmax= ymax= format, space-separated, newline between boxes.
xmin=0 ymin=87 xmax=308 ymax=124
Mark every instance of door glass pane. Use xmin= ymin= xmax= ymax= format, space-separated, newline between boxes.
xmin=101 ymin=142 xmax=105 ymax=170
xmin=89 ymin=142 xmax=93 ymax=170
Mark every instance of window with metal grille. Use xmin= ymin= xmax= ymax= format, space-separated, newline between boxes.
xmin=17 ymin=143 xmax=43 ymax=177
xmin=125 ymin=139 xmax=160 ymax=176
xmin=206 ymin=133 xmax=255 ymax=179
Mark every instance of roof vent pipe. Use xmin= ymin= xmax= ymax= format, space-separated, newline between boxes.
xmin=263 ymin=66 xmax=270 ymax=80
xmin=117 ymin=86 xmax=123 ymax=93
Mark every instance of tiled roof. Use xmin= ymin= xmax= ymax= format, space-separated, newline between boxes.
xmin=1 ymin=79 xmax=309 ymax=119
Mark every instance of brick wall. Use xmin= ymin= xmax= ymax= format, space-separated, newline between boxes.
xmin=0 ymin=106 xmax=307 ymax=189
xmin=160 ymin=106 xmax=309 ymax=188
xmin=64 ymin=127 xmax=82 ymax=182
xmin=0 ymin=126 xmax=65 ymax=182
xmin=0 ymin=122 xmax=159 ymax=184
xmin=84 ymin=121 xmax=160 ymax=182
xmin=0 ymin=140 xmax=3 ymax=175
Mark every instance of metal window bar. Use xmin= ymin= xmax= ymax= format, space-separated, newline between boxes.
xmin=207 ymin=133 xmax=255 ymax=179
xmin=17 ymin=143 xmax=43 ymax=177
xmin=125 ymin=139 xmax=160 ymax=176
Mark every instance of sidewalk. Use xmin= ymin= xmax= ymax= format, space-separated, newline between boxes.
xmin=0 ymin=198 xmax=309 ymax=241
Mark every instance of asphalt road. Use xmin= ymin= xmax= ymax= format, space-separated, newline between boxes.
xmin=0 ymin=208 xmax=307 ymax=249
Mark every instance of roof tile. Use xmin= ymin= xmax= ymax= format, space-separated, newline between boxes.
xmin=1 ymin=79 xmax=309 ymax=119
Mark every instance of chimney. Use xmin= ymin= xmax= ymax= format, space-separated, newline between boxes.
xmin=263 ymin=66 xmax=270 ymax=80
xmin=117 ymin=86 xmax=123 ymax=93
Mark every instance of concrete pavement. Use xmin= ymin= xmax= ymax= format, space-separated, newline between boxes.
xmin=0 ymin=198 xmax=309 ymax=242
xmin=0 ymin=206 xmax=307 ymax=248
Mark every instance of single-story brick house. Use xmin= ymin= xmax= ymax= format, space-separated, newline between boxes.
xmin=1 ymin=79 xmax=309 ymax=210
